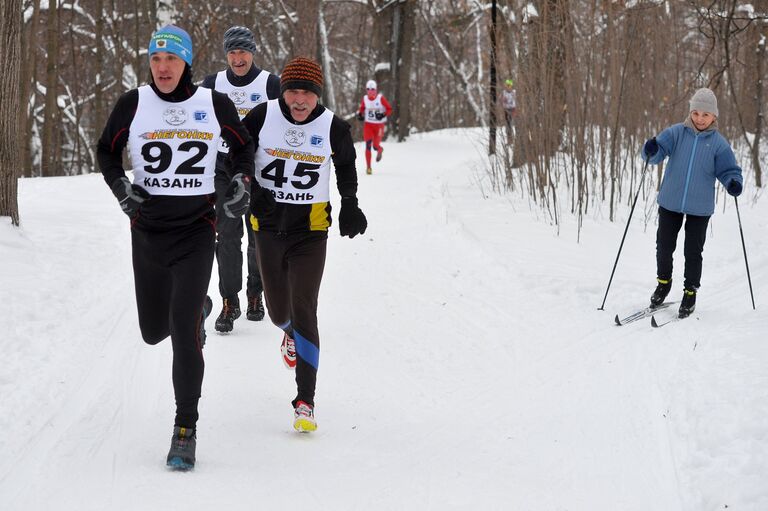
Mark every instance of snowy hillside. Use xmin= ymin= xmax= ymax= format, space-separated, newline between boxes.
xmin=1 ymin=129 xmax=766 ymax=510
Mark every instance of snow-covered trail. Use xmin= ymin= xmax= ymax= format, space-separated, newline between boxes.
xmin=1 ymin=129 xmax=766 ymax=510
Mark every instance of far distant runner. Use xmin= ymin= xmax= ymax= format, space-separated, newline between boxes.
xmin=357 ymin=79 xmax=392 ymax=175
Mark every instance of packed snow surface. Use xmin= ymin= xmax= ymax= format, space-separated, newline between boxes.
xmin=1 ymin=129 xmax=766 ymax=510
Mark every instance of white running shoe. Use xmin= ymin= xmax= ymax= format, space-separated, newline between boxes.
xmin=293 ymin=401 xmax=317 ymax=432
xmin=281 ymin=333 xmax=297 ymax=369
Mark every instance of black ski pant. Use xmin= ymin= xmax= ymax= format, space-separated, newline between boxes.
xmin=504 ymin=109 xmax=515 ymax=133
xmin=131 ymin=218 xmax=215 ymax=429
xmin=656 ymin=206 xmax=710 ymax=290
xmin=255 ymin=230 xmax=327 ymax=407
xmin=215 ymin=167 xmax=262 ymax=300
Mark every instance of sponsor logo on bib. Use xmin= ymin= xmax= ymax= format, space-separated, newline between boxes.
xmin=284 ymin=127 xmax=306 ymax=147
xmin=194 ymin=111 xmax=209 ymax=122
xmin=163 ymin=107 xmax=187 ymax=126
xmin=310 ymin=135 xmax=324 ymax=148
xmin=229 ymin=90 xmax=247 ymax=105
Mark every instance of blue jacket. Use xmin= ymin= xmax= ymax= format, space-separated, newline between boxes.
xmin=643 ymin=123 xmax=742 ymax=216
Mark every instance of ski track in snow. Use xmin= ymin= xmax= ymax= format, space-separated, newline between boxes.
xmin=0 ymin=129 xmax=766 ymax=510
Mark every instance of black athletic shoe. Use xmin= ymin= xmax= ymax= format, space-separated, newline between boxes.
xmin=376 ymin=147 xmax=383 ymax=162
xmin=215 ymin=297 xmax=241 ymax=333
xmin=246 ymin=293 xmax=265 ymax=321
xmin=678 ymin=288 xmax=697 ymax=318
xmin=650 ymin=278 xmax=672 ymax=307
xmin=199 ymin=295 xmax=212 ymax=347
xmin=166 ymin=426 xmax=196 ymax=471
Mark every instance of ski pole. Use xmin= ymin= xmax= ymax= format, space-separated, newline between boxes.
xmin=734 ymin=196 xmax=756 ymax=310
xmin=598 ymin=160 xmax=650 ymax=310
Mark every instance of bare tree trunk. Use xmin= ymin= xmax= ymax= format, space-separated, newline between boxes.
xmin=420 ymin=6 xmax=485 ymax=125
xmin=40 ymin=0 xmax=59 ymax=177
xmin=389 ymin=1 xmax=401 ymax=105
xmin=370 ymin=2 xmax=392 ymax=98
xmin=489 ymin=0 xmax=498 ymax=155
xmin=317 ymin=1 xmax=336 ymax=110
xmin=19 ymin=0 xmax=39 ymax=178
xmin=751 ymin=19 xmax=765 ymax=187
xmin=719 ymin=1 xmax=764 ymax=189
xmin=293 ymin=0 xmax=319 ymax=57
xmin=396 ymin=0 xmax=415 ymax=142
xmin=0 ymin=0 xmax=22 ymax=225
xmin=94 ymin=0 xmax=106 ymax=146
xmin=608 ymin=15 xmax=637 ymax=222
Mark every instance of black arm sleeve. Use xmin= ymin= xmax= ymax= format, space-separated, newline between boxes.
xmin=212 ymin=91 xmax=255 ymax=178
xmin=241 ymin=102 xmax=268 ymax=154
xmin=329 ymin=115 xmax=358 ymax=198
xmin=200 ymin=73 xmax=217 ymax=89
xmin=241 ymin=103 xmax=269 ymax=195
xmin=97 ymin=89 xmax=138 ymax=188
xmin=266 ymin=74 xmax=281 ymax=100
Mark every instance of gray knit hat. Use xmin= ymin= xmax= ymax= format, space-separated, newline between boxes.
xmin=689 ymin=88 xmax=718 ymax=117
xmin=223 ymin=26 xmax=257 ymax=54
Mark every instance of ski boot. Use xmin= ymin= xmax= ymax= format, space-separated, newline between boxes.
xmin=678 ymin=288 xmax=697 ymax=318
xmin=293 ymin=401 xmax=317 ymax=432
xmin=215 ymin=296 xmax=241 ymax=333
xmin=246 ymin=293 xmax=265 ymax=321
xmin=366 ymin=167 xmax=373 ymax=175
xmin=376 ymin=147 xmax=383 ymax=162
xmin=281 ymin=332 xmax=297 ymax=369
xmin=166 ymin=426 xmax=196 ymax=471
xmin=650 ymin=278 xmax=672 ymax=308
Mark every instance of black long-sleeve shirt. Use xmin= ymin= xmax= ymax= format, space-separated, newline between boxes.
xmin=97 ymin=74 xmax=254 ymax=229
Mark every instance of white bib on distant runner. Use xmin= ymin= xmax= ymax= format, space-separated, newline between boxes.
xmin=128 ymin=85 xmax=220 ymax=196
xmin=363 ymin=93 xmax=386 ymax=124
xmin=214 ymin=70 xmax=269 ymax=153
xmin=254 ymin=100 xmax=334 ymax=204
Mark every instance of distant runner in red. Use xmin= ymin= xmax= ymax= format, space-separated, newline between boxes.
xmin=357 ymin=79 xmax=393 ymax=174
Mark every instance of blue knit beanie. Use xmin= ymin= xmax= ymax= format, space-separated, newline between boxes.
xmin=149 ymin=25 xmax=193 ymax=66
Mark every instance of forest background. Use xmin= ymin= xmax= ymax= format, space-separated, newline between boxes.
xmin=1 ymin=0 xmax=767 ymax=228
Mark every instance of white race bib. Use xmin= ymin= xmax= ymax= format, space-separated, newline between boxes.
xmin=363 ymin=93 xmax=387 ymax=124
xmin=128 ymin=86 xmax=221 ymax=196
xmin=214 ymin=70 xmax=270 ymax=153
xmin=254 ymin=100 xmax=334 ymax=204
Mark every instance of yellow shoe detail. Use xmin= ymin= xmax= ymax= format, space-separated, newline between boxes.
xmin=366 ymin=167 xmax=372 ymax=175
xmin=293 ymin=417 xmax=317 ymax=432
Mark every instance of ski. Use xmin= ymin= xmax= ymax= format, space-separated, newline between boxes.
xmin=614 ymin=302 xmax=676 ymax=326
xmin=651 ymin=311 xmax=692 ymax=328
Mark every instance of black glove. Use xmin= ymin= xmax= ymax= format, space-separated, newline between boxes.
xmin=726 ymin=179 xmax=742 ymax=197
xmin=643 ymin=137 xmax=659 ymax=158
xmin=250 ymin=185 xmax=277 ymax=217
xmin=356 ymin=112 xmax=364 ymax=121
xmin=338 ymin=197 xmax=367 ymax=238
xmin=222 ymin=173 xmax=251 ymax=218
xmin=110 ymin=177 xmax=150 ymax=217
xmin=374 ymin=112 xmax=385 ymax=121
